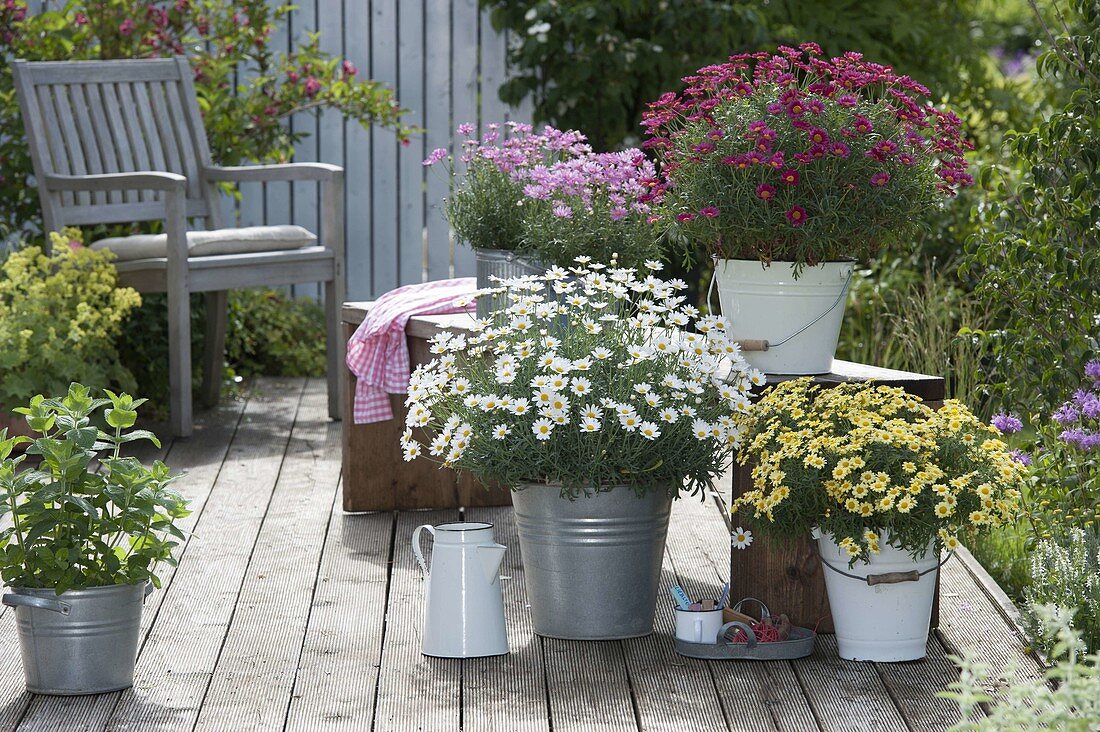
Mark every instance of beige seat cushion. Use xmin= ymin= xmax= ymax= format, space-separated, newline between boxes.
xmin=90 ymin=225 xmax=317 ymax=262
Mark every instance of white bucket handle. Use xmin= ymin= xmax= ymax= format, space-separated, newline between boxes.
xmin=820 ymin=551 xmax=954 ymax=586
xmin=707 ymin=257 xmax=854 ymax=350
xmin=412 ymin=524 xmax=436 ymax=577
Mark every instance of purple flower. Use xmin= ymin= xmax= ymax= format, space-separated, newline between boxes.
xmin=610 ymin=206 xmax=628 ymax=221
xmin=836 ymin=93 xmax=858 ymax=107
xmin=1010 ymin=449 xmax=1032 ymax=466
xmin=1053 ymin=403 xmax=1079 ymax=425
xmin=1087 ymin=360 xmax=1100 ymax=386
xmin=991 ymin=413 xmax=1023 ymax=434
xmin=699 ymin=206 xmax=720 ymax=218
xmin=552 ymin=203 xmax=573 ymax=219
xmin=457 ymin=123 xmax=475 ymax=136
xmin=422 ymin=148 xmax=447 ymax=166
xmin=870 ymin=172 xmax=891 ymax=187
xmin=303 ymin=77 xmax=321 ymax=98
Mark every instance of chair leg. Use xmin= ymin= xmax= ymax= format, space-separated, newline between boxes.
xmin=168 ymin=288 xmax=194 ymax=438
xmin=324 ymin=277 xmax=344 ymax=421
xmin=201 ymin=290 xmax=229 ymax=408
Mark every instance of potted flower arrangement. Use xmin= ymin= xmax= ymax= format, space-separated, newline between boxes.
xmin=424 ymin=123 xmax=662 ymax=315
xmin=0 ymin=385 xmax=188 ymax=694
xmin=0 ymin=229 xmax=141 ymax=440
xmin=732 ymin=379 xmax=1025 ymax=661
xmin=642 ymin=43 xmax=972 ymax=374
xmin=402 ymin=259 xmax=761 ymax=639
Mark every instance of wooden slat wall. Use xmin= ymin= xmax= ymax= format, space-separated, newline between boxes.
xmin=16 ymin=0 xmax=530 ymax=299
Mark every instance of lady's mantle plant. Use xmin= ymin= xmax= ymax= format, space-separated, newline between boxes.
xmin=642 ymin=43 xmax=973 ymax=269
xmin=425 ymin=123 xmax=662 ymax=269
xmin=0 ymin=385 xmax=189 ymax=593
xmin=401 ymin=259 xmax=762 ymax=495
xmin=732 ymin=379 xmax=1026 ymax=562
xmin=0 ymin=231 xmax=141 ymax=412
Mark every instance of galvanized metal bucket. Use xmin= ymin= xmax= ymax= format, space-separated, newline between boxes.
xmin=3 ymin=582 xmax=150 ymax=695
xmin=474 ymin=247 xmax=549 ymax=318
xmin=512 ymin=484 xmax=673 ymax=640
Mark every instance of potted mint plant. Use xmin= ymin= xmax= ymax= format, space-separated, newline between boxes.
xmin=0 ymin=384 xmax=188 ymax=695
xmin=401 ymin=260 xmax=761 ymax=639
xmin=643 ymin=43 xmax=971 ymax=374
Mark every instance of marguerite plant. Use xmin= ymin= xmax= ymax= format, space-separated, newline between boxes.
xmin=401 ymin=259 xmax=762 ymax=496
xmin=731 ymin=379 xmax=1027 ymax=562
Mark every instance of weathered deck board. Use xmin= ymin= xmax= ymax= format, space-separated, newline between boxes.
xmin=462 ymin=506 xmax=551 ymax=732
xmin=194 ymin=380 xmax=342 ymax=731
xmin=371 ymin=509 xmax=463 ymax=732
xmin=283 ymin=506 xmax=394 ymax=731
xmin=103 ymin=378 xmax=305 ymax=730
xmin=0 ymin=378 xmax=1048 ymax=732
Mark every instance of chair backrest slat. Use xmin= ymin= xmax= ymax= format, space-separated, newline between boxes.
xmin=12 ymin=57 xmax=216 ymax=229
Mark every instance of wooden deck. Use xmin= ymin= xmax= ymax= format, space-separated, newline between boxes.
xmin=0 ymin=377 xmax=1044 ymax=731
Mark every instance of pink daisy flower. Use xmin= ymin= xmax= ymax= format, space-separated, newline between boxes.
xmin=779 ymin=169 xmax=800 ymax=186
xmin=785 ymin=206 xmax=807 ymax=227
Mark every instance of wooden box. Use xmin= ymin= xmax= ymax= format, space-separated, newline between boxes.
xmin=729 ymin=362 xmax=945 ymax=632
xmin=340 ymin=302 xmax=512 ymax=512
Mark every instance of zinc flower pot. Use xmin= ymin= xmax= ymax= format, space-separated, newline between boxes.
xmin=512 ymin=484 xmax=673 ymax=640
xmin=713 ymin=259 xmax=855 ymax=375
xmin=815 ymin=530 xmax=940 ymax=662
xmin=2 ymin=582 xmax=150 ymax=694
xmin=474 ymin=248 xmax=550 ymax=318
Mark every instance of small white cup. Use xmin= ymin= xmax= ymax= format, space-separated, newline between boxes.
xmin=674 ymin=607 xmax=724 ymax=644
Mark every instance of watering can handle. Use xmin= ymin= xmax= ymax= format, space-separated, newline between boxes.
xmin=2 ymin=593 xmax=71 ymax=616
xmin=412 ymin=524 xmax=435 ymax=577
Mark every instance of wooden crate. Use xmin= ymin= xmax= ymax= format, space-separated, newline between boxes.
xmin=341 ymin=303 xmax=512 ymax=512
xmin=729 ymin=362 xmax=945 ymax=632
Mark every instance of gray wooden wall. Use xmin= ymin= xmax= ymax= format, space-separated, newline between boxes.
xmin=21 ymin=0 xmax=533 ymax=299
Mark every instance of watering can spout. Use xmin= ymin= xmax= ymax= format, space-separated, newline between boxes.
xmin=477 ymin=544 xmax=507 ymax=584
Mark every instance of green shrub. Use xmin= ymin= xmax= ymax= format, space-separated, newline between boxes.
xmin=1024 ymin=529 xmax=1100 ymax=654
xmin=117 ymin=288 xmax=325 ymax=418
xmin=944 ymin=604 xmax=1100 ymax=730
xmin=0 ymin=232 xmax=140 ymax=412
xmin=960 ymin=0 xmax=1100 ymax=414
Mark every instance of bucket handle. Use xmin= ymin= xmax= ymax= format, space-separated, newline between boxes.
xmin=2 ymin=593 xmax=71 ymax=616
xmin=412 ymin=524 xmax=436 ymax=577
xmin=820 ymin=551 xmax=954 ymax=586
xmin=707 ymin=257 xmax=853 ymax=351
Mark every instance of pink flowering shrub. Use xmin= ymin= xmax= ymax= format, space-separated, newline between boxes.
xmin=0 ymin=0 xmax=414 ymax=236
xmin=642 ymin=43 xmax=972 ymax=269
xmin=424 ymin=123 xmax=661 ymax=268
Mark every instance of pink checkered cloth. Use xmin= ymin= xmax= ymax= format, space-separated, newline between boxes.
xmin=346 ymin=278 xmax=476 ymax=423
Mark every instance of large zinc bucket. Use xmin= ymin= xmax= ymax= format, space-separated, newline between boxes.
xmin=815 ymin=531 xmax=940 ymax=662
xmin=475 ymin=247 xmax=549 ymax=318
xmin=713 ymin=259 xmax=854 ymax=375
xmin=3 ymin=583 xmax=148 ymax=694
xmin=512 ymin=484 xmax=673 ymax=640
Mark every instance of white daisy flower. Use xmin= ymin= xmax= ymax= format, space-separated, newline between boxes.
xmin=508 ymin=398 xmax=531 ymax=415
xmin=534 ymin=388 xmax=557 ymax=406
xmin=580 ymin=417 xmax=601 ymax=433
xmin=572 ymin=358 xmax=593 ymax=371
xmin=692 ymin=419 xmax=710 ymax=439
xmin=570 ymin=377 xmax=592 ymax=396
xmin=547 ymin=394 xmax=570 ymax=412
xmin=619 ymin=414 xmax=640 ymax=431
xmin=530 ymin=374 xmax=550 ymax=389
xmin=581 ymin=404 xmax=603 ymax=420
xmin=732 ymin=527 xmax=753 ymax=550
xmin=548 ymin=375 xmax=568 ymax=391
xmin=659 ymin=408 xmax=678 ymax=423
xmin=510 ymin=315 xmax=532 ymax=332
xmin=451 ymin=378 xmax=471 ymax=395
xmin=429 ymin=434 xmax=449 ymax=456
xmin=638 ymin=421 xmax=661 ymax=440
xmin=402 ymin=442 xmax=421 ymax=462
xmin=644 ymin=394 xmax=662 ymax=408
xmin=633 ymin=382 xmax=652 ymax=395
xmin=644 ymin=259 xmax=664 ymax=271
xmin=532 ymin=418 xmax=554 ymax=440
xmin=591 ymin=347 xmax=612 ymax=361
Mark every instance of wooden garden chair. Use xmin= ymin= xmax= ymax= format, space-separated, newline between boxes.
xmin=12 ymin=57 xmax=345 ymax=437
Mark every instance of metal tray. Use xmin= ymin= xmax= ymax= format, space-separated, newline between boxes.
xmin=674 ymin=624 xmax=816 ymax=661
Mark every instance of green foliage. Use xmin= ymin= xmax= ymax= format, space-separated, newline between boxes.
xmin=117 ymin=288 xmax=325 ymax=419
xmin=483 ymin=0 xmax=1031 ymax=153
xmin=0 ymin=233 xmax=140 ymax=412
xmin=1024 ymin=529 xmax=1100 ymax=654
xmin=944 ymin=604 xmax=1100 ymax=730
xmin=836 ymin=262 xmax=995 ymax=416
xmin=482 ymin=1 xmax=767 ymax=150
xmin=0 ymin=385 xmax=189 ymax=592
xmin=225 ymin=289 xmax=326 ymax=378
xmin=961 ymin=0 xmax=1100 ymax=413
xmin=0 ymin=0 xmax=414 ymax=237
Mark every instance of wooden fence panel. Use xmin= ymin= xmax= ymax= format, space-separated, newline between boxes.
xmin=15 ymin=0 xmax=532 ymax=299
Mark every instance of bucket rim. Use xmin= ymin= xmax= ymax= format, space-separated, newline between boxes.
xmin=433 ymin=521 xmax=494 ymax=532
xmin=10 ymin=581 xmax=150 ymax=598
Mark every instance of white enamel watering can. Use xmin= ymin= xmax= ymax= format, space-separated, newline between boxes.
xmin=413 ymin=521 xmax=509 ymax=658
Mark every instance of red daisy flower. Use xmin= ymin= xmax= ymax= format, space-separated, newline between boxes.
xmin=785 ymin=206 xmax=807 ymax=227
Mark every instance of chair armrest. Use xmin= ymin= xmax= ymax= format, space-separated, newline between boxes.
xmin=202 ymin=163 xmax=343 ymax=183
xmin=43 ymin=172 xmax=187 ymax=193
